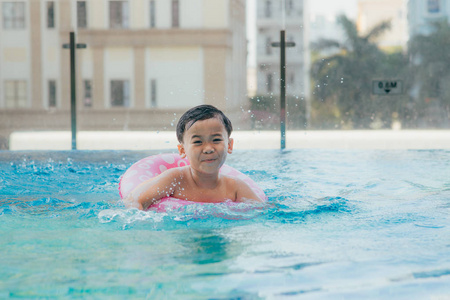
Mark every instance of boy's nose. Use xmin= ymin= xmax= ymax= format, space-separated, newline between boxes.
xmin=203 ymin=145 xmax=214 ymax=154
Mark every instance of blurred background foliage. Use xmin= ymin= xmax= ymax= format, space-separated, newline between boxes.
xmin=248 ymin=95 xmax=307 ymax=130
xmin=250 ymin=15 xmax=450 ymax=130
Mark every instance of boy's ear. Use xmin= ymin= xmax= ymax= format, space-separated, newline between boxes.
xmin=227 ymin=138 xmax=234 ymax=154
xmin=178 ymin=144 xmax=186 ymax=158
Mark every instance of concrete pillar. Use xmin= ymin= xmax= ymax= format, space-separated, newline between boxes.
xmin=92 ymin=47 xmax=105 ymax=109
xmin=203 ymin=46 xmax=227 ymax=110
xmin=59 ymin=0 xmax=72 ymax=110
xmin=30 ymin=0 xmax=42 ymax=109
xmin=133 ymin=46 xmax=146 ymax=109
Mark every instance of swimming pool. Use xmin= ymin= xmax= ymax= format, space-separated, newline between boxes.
xmin=1 ymin=149 xmax=449 ymax=298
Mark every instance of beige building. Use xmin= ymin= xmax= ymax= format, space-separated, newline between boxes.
xmin=0 ymin=0 xmax=247 ymax=147
xmin=357 ymin=0 xmax=408 ymax=49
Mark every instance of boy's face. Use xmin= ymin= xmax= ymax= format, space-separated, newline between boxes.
xmin=178 ymin=117 xmax=233 ymax=175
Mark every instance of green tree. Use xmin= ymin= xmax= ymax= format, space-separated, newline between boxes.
xmin=311 ymin=15 xmax=398 ymax=129
xmin=248 ymin=95 xmax=307 ymax=130
xmin=408 ymin=21 xmax=450 ymax=128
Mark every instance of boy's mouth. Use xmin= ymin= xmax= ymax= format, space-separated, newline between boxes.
xmin=202 ymin=158 xmax=217 ymax=163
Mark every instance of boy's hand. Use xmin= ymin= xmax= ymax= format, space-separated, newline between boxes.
xmin=123 ymin=194 xmax=144 ymax=210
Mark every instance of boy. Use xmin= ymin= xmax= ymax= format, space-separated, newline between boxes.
xmin=125 ymin=105 xmax=264 ymax=210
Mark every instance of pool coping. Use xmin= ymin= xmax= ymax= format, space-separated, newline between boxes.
xmin=7 ymin=130 xmax=450 ymax=150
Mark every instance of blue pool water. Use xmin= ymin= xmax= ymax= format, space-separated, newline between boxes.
xmin=1 ymin=149 xmax=449 ymax=299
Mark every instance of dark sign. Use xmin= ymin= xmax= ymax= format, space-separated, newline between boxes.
xmin=372 ymin=80 xmax=403 ymax=95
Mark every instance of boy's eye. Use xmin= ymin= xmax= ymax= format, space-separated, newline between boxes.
xmin=193 ymin=140 xmax=202 ymax=144
xmin=213 ymin=139 xmax=223 ymax=142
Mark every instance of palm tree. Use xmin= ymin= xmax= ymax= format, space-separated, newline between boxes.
xmin=311 ymin=15 xmax=392 ymax=128
xmin=408 ymin=21 xmax=450 ymax=127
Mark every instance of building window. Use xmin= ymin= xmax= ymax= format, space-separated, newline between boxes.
xmin=149 ymin=0 xmax=156 ymax=28
xmin=428 ymin=0 xmax=440 ymax=13
xmin=83 ymin=80 xmax=92 ymax=107
xmin=267 ymin=73 xmax=273 ymax=93
xmin=47 ymin=1 xmax=55 ymax=28
xmin=110 ymin=1 xmax=129 ymax=29
xmin=172 ymin=0 xmax=179 ymax=28
xmin=4 ymin=80 xmax=27 ymax=108
xmin=150 ymin=79 xmax=157 ymax=107
xmin=111 ymin=80 xmax=130 ymax=107
xmin=265 ymin=0 xmax=272 ymax=18
xmin=77 ymin=1 xmax=87 ymax=28
xmin=48 ymin=80 xmax=56 ymax=107
xmin=265 ymin=37 xmax=272 ymax=55
xmin=2 ymin=2 xmax=26 ymax=29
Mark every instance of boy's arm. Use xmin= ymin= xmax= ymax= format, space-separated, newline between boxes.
xmin=124 ymin=169 xmax=181 ymax=210
xmin=235 ymin=179 xmax=264 ymax=203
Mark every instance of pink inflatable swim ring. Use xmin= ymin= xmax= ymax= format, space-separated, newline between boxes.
xmin=119 ymin=153 xmax=266 ymax=212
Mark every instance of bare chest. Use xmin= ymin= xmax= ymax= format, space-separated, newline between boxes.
xmin=172 ymin=178 xmax=236 ymax=203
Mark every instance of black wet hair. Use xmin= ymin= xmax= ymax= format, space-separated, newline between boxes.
xmin=176 ymin=104 xmax=233 ymax=143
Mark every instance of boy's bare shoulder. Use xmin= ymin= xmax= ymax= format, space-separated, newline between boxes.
xmin=221 ymin=174 xmax=264 ymax=202
xmin=221 ymin=174 xmax=249 ymax=189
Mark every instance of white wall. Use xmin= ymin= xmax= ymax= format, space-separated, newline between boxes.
xmin=90 ymin=0 xmax=105 ymax=29
xmin=181 ymin=0 xmax=203 ymax=28
xmin=80 ymin=48 xmax=93 ymax=80
xmin=203 ymin=0 xmax=228 ymax=28
xmin=146 ymin=46 xmax=204 ymax=109
xmin=156 ymin=0 xmax=171 ymax=29
xmin=104 ymin=47 xmax=134 ymax=107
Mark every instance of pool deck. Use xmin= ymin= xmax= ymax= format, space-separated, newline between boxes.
xmin=8 ymin=130 xmax=450 ymax=150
